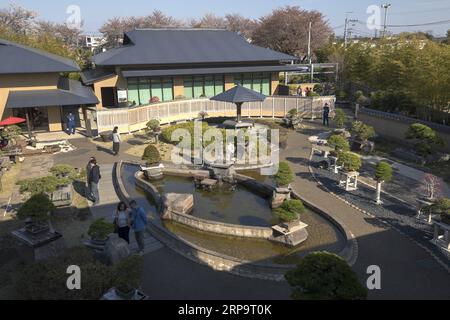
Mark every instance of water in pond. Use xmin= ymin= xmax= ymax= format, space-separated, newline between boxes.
xmin=121 ymin=164 xmax=346 ymax=265
xmin=152 ymin=175 xmax=274 ymax=227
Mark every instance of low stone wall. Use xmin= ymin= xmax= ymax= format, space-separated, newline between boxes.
xmin=135 ymin=171 xmax=274 ymax=240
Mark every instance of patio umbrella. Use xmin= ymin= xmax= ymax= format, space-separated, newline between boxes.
xmin=0 ymin=116 xmax=26 ymax=126
xmin=210 ymin=85 xmax=266 ymax=123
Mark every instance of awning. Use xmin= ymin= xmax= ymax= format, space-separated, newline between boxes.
xmin=6 ymin=78 xmax=99 ymax=109
xmin=121 ymin=65 xmax=308 ymax=78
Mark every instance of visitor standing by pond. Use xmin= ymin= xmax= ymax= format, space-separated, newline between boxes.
xmin=130 ymin=200 xmax=148 ymax=254
xmin=112 ymin=127 xmax=121 ymax=156
xmin=323 ymin=103 xmax=330 ymax=127
xmin=88 ymin=158 xmax=101 ymax=204
xmin=113 ymin=202 xmax=131 ymax=244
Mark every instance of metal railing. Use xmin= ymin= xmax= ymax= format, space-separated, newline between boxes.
xmin=96 ymin=96 xmax=336 ymax=133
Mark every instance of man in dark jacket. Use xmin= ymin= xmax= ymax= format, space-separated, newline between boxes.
xmin=323 ymin=103 xmax=331 ymax=127
xmin=88 ymin=158 xmax=101 ymax=204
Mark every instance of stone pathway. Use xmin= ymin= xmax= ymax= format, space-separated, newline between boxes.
xmin=282 ymin=124 xmax=450 ymax=299
xmin=88 ymin=163 xmax=163 ymax=255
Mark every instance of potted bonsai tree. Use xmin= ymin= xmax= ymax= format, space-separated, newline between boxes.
xmin=275 ymin=199 xmax=305 ymax=230
xmin=327 ymin=134 xmax=350 ymax=157
xmin=142 ymin=145 xmax=163 ymax=180
xmin=145 ymin=119 xmax=161 ymax=144
xmin=431 ymin=198 xmax=450 ymax=225
xmin=374 ymin=161 xmax=393 ymax=205
xmin=88 ymin=218 xmax=114 ymax=246
xmin=333 ymin=108 xmax=348 ymax=130
xmin=113 ymin=255 xmax=144 ymax=299
xmin=337 ymin=152 xmax=362 ymax=191
xmin=274 ymin=162 xmax=294 ymax=188
xmin=350 ymin=121 xmax=376 ymax=152
xmin=17 ymin=193 xmax=55 ymax=235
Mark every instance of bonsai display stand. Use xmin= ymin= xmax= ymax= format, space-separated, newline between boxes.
xmin=271 ymin=221 xmax=309 ymax=247
xmin=11 ymin=227 xmax=63 ymax=262
xmin=431 ymin=219 xmax=450 ymax=259
xmin=339 ymin=171 xmax=359 ymax=191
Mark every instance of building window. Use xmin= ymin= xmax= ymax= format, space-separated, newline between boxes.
xmin=183 ymin=75 xmax=225 ymax=98
xmin=233 ymin=73 xmax=272 ymax=95
xmin=127 ymin=77 xmax=174 ymax=105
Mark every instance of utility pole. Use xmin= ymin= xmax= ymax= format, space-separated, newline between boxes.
xmin=344 ymin=12 xmax=357 ymax=48
xmin=382 ymin=3 xmax=391 ymax=38
xmin=308 ymin=21 xmax=313 ymax=82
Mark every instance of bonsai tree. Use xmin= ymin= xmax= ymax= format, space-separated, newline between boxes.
xmin=1 ymin=125 xmax=22 ymax=145
xmin=50 ymin=164 xmax=77 ymax=180
xmin=287 ymin=108 xmax=298 ymax=118
xmin=142 ymin=145 xmax=162 ymax=166
xmin=337 ymin=152 xmax=362 ymax=172
xmin=351 ymin=121 xmax=376 ymax=143
xmin=374 ymin=161 xmax=393 ymax=205
xmin=145 ymin=119 xmax=161 ymax=144
xmin=430 ymin=198 xmax=450 ymax=224
xmin=313 ymin=84 xmax=324 ymax=95
xmin=355 ymin=90 xmax=368 ymax=106
xmin=405 ymin=123 xmax=445 ymax=156
xmin=285 ymin=252 xmax=367 ymax=300
xmin=17 ymin=175 xmax=70 ymax=195
xmin=327 ymin=135 xmax=350 ymax=156
xmin=113 ymin=255 xmax=144 ymax=298
xmin=274 ymin=162 xmax=294 ymax=187
xmin=17 ymin=193 xmax=54 ymax=224
xmin=333 ymin=108 xmax=347 ymax=129
xmin=88 ymin=218 xmax=114 ymax=242
xmin=275 ymin=200 xmax=305 ymax=223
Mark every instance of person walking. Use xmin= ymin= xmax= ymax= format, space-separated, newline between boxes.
xmin=113 ymin=202 xmax=131 ymax=244
xmin=323 ymin=103 xmax=331 ymax=127
xmin=129 ymin=200 xmax=148 ymax=254
xmin=86 ymin=157 xmax=95 ymax=199
xmin=112 ymin=127 xmax=121 ymax=156
xmin=88 ymin=158 xmax=101 ymax=204
xmin=67 ymin=112 xmax=76 ymax=135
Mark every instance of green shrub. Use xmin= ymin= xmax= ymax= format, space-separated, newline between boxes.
xmin=17 ymin=175 xmax=70 ymax=195
xmin=405 ymin=123 xmax=445 ymax=156
xmin=50 ymin=164 xmax=77 ymax=180
xmin=113 ymin=255 xmax=144 ymax=293
xmin=328 ymin=135 xmax=350 ymax=154
xmin=88 ymin=218 xmax=114 ymax=241
xmin=15 ymin=247 xmax=112 ymax=300
xmin=314 ymin=84 xmax=324 ymax=94
xmin=287 ymin=109 xmax=298 ymax=118
xmin=333 ymin=108 xmax=347 ymax=128
xmin=274 ymin=162 xmax=294 ymax=187
xmin=430 ymin=198 xmax=450 ymax=219
xmin=1 ymin=125 xmax=22 ymax=144
xmin=275 ymin=200 xmax=305 ymax=222
xmin=337 ymin=152 xmax=362 ymax=172
xmin=351 ymin=121 xmax=376 ymax=142
xmin=142 ymin=144 xmax=161 ymax=166
xmin=145 ymin=119 xmax=160 ymax=132
xmin=285 ymin=252 xmax=368 ymax=300
xmin=375 ymin=161 xmax=393 ymax=183
xmin=17 ymin=193 xmax=54 ymax=222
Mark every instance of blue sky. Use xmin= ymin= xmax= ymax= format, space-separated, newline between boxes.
xmin=2 ymin=0 xmax=450 ymax=36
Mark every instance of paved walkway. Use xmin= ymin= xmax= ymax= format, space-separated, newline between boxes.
xmin=282 ymin=124 xmax=450 ymax=299
xmin=88 ymin=163 xmax=163 ymax=255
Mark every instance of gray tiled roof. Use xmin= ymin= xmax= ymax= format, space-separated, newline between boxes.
xmin=0 ymin=39 xmax=80 ymax=74
xmin=92 ymin=29 xmax=298 ymax=66
xmin=6 ymin=78 xmax=99 ymax=108
xmin=80 ymin=67 xmax=116 ymax=85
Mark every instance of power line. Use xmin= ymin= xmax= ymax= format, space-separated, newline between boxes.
xmin=357 ymin=18 xmax=450 ymax=28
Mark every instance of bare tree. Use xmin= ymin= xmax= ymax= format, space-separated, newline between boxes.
xmin=252 ymin=6 xmax=332 ymax=59
xmin=189 ymin=13 xmax=227 ymax=29
xmin=421 ymin=174 xmax=443 ymax=201
xmin=224 ymin=14 xmax=259 ymax=40
xmin=0 ymin=3 xmax=37 ymax=35
xmin=100 ymin=10 xmax=184 ymax=48
xmin=35 ymin=21 xmax=83 ymax=48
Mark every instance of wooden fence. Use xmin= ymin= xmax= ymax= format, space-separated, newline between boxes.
xmin=96 ymin=96 xmax=336 ymax=133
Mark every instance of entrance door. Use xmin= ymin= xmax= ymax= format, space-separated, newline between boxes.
xmin=101 ymin=87 xmax=117 ymax=108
